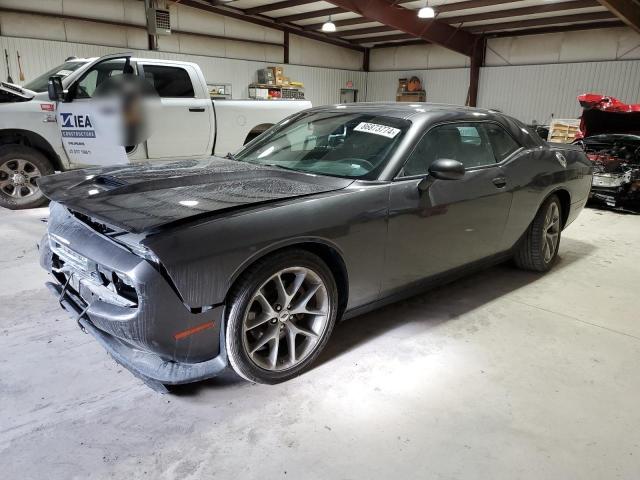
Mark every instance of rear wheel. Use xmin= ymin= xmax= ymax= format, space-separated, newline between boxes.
xmin=225 ymin=250 xmax=338 ymax=384
xmin=514 ymin=194 xmax=562 ymax=272
xmin=0 ymin=145 xmax=54 ymax=210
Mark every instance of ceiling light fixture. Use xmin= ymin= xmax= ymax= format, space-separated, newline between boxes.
xmin=322 ymin=16 xmax=336 ymax=32
xmin=417 ymin=1 xmax=436 ymax=19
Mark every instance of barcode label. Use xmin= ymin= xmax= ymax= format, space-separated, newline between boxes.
xmin=354 ymin=122 xmax=401 ymax=138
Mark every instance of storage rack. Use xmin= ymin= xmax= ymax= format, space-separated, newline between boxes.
xmin=248 ymin=84 xmax=305 ymax=100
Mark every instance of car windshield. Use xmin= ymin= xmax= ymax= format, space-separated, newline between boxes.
xmin=23 ymin=61 xmax=87 ymax=92
xmin=234 ymin=111 xmax=411 ymax=179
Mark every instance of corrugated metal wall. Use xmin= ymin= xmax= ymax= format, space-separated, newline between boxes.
xmin=0 ymin=35 xmax=366 ymax=107
xmin=4 ymin=34 xmax=640 ymax=125
xmin=365 ymin=60 xmax=640 ymax=124
xmin=477 ymin=60 xmax=640 ymax=124
xmin=365 ymin=68 xmax=470 ymax=105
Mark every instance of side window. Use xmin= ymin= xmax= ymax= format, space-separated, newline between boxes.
xmin=142 ymin=65 xmax=195 ymax=98
xmin=484 ymin=123 xmax=521 ymax=162
xmin=75 ymin=59 xmax=126 ymax=99
xmin=400 ymin=123 xmax=496 ymax=177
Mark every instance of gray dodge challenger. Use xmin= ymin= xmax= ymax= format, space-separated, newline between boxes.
xmin=38 ymin=103 xmax=592 ymax=390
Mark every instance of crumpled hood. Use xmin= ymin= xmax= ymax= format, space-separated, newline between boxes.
xmin=578 ymin=93 xmax=640 ymax=138
xmin=38 ymin=157 xmax=353 ymax=233
xmin=0 ymin=81 xmax=35 ymax=102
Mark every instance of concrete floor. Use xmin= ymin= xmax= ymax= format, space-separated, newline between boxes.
xmin=1 ymin=206 xmax=639 ymax=480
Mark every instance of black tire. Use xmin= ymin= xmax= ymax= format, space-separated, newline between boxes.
xmin=514 ymin=194 xmax=562 ymax=272
xmin=0 ymin=145 xmax=54 ymax=210
xmin=243 ymin=131 xmax=262 ymax=145
xmin=225 ymin=249 xmax=338 ymax=384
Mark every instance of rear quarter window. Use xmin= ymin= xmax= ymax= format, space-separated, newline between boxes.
xmin=142 ymin=65 xmax=195 ymax=98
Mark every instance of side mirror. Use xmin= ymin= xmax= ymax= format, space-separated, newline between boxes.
xmin=47 ymin=76 xmax=65 ymax=102
xmin=428 ymin=158 xmax=465 ymax=180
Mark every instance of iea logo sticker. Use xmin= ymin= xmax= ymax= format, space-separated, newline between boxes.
xmin=60 ymin=113 xmax=96 ymax=138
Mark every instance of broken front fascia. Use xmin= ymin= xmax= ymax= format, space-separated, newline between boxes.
xmin=40 ymin=202 xmax=227 ymax=385
xmin=576 ymin=94 xmax=640 ymax=208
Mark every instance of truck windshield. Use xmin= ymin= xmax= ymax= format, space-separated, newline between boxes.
xmin=235 ymin=111 xmax=410 ymax=179
xmin=23 ymin=61 xmax=87 ymax=92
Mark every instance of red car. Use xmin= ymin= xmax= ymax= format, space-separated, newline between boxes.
xmin=575 ymin=93 xmax=640 ymax=209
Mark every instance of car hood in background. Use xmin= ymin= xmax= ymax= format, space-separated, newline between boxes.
xmin=578 ymin=93 xmax=640 ymax=138
xmin=38 ymin=157 xmax=353 ymax=233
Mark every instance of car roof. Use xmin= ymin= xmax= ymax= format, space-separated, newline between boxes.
xmin=306 ymin=102 xmax=500 ymax=120
xmin=303 ymin=102 xmax=542 ymax=148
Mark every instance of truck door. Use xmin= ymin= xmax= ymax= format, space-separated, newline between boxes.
xmin=57 ymin=56 xmax=132 ymax=167
xmin=138 ymin=63 xmax=213 ymax=158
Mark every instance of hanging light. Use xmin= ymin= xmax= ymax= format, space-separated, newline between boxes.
xmin=322 ymin=16 xmax=336 ymax=32
xmin=417 ymin=1 xmax=436 ymax=19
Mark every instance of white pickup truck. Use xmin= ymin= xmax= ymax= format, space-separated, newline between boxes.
xmin=0 ymin=53 xmax=311 ymax=209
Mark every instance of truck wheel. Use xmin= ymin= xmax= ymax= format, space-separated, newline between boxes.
xmin=0 ymin=145 xmax=54 ymax=210
xmin=225 ymin=249 xmax=338 ymax=384
xmin=514 ymin=194 xmax=562 ymax=272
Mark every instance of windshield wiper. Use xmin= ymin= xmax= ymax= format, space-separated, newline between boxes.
xmin=224 ymin=152 xmax=237 ymax=161
xmin=261 ymin=163 xmax=298 ymax=172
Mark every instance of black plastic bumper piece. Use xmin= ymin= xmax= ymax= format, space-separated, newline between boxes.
xmin=46 ymin=281 xmax=228 ymax=392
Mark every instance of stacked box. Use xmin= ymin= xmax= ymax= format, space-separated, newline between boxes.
xmin=257 ymin=68 xmax=275 ymax=85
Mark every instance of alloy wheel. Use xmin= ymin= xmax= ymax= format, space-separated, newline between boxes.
xmin=242 ymin=266 xmax=330 ymax=371
xmin=0 ymin=159 xmax=42 ymax=199
xmin=542 ymin=202 xmax=560 ymax=263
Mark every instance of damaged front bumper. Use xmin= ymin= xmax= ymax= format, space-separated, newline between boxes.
xmin=590 ymin=170 xmax=640 ymax=208
xmin=40 ymin=203 xmax=228 ymax=389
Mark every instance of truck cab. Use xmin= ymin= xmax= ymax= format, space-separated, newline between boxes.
xmin=0 ymin=53 xmax=311 ymax=209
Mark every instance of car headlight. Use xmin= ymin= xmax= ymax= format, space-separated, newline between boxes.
xmin=114 ymin=233 xmax=160 ymax=264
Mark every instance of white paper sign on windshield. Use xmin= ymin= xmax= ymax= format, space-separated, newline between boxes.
xmin=58 ymin=101 xmax=128 ymax=167
xmin=354 ymin=122 xmax=401 ymax=138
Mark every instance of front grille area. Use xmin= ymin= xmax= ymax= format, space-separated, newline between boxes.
xmin=70 ymin=210 xmax=119 ymax=236
xmin=49 ymin=234 xmax=138 ymax=308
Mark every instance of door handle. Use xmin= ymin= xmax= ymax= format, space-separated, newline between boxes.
xmin=492 ymin=176 xmax=507 ymax=188
xmin=189 ymin=107 xmax=205 ymax=112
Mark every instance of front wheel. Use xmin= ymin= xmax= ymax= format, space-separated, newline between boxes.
xmin=225 ymin=250 xmax=338 ymax=384
xmin=514 ymin=194 xmax=562 ymax=272
xmin=0 ymin=145 xmax=54 ymax=210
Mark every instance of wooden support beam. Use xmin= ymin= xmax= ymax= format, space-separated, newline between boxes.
xmin=179 ymin=0 xmax=364 ymax=51
xmin=326 ymin=0 xmax=479 ymax=55
xmin=372 ymin=39 xmax=430 ymax=49
xmin=389 ymin=0 xmax=520 ymax=12
xmin=305 ymin=17 xmax=377 ymax=31
xmin=466 ymin=11 xmax=616 ymax=33
xmin=283 ymin=31 xmax=290 ymax=64
xmin=444 ymin=0 xmax=601 ymax=25
xmin=489 ymin=20 xmax=625 ymax=38
xmin=467 ymin=38 xmax=486 ymax=107
xmin=275 ymin=7 xmax=345 ymax=23
xmin=327 ymin=25 xmax=394 ymax=37
xmin=598 ymin=0 xmax=640 ymax=33
xmin=351 ymin=33 xmax=416 ymax=44
xmin=363 ymin=48 xmax=370 ymax=72
xmin=245 ymin=0 xmax=319 ymax=16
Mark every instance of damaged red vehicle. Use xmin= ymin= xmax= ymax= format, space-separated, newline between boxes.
xmin=575 ymin=93 xmax=640 ymax=209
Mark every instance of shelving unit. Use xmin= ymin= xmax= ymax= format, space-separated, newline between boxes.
xmin=248 ymin=84 xmax=305 ymax=100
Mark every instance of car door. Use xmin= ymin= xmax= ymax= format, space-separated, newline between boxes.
xmin=383 ymin=122 xmax=518 ymax=295
xmin=138 ymin=63 xmax=212 ymax=158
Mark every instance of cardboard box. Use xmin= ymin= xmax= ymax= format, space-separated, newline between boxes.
xmin=257 ymin=68 xmax=274 ymax=85
xmin=270 ymin=66 xmax=284 ymax=76
xmin=396 ymin=92 xmax=426 ymax=102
